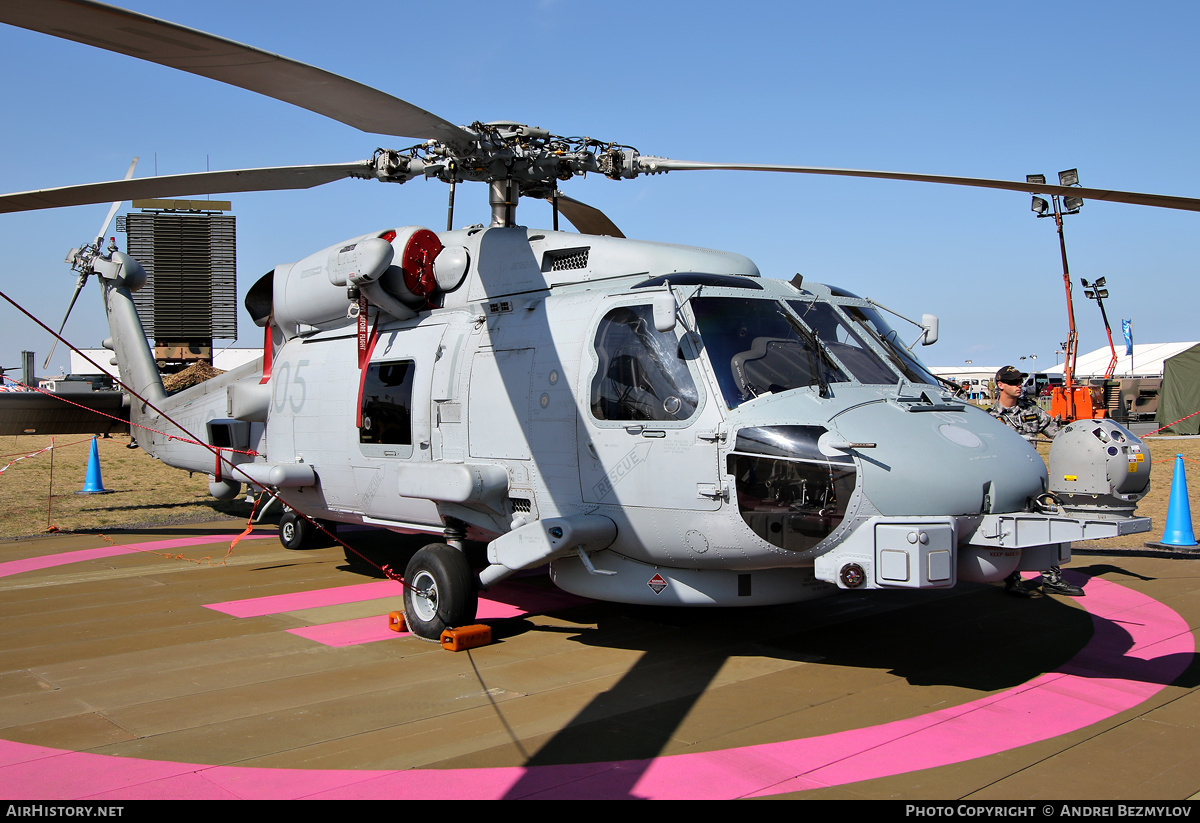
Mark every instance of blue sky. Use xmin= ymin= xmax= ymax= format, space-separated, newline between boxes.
xmin=0 ymin=0 xmax=1196 ymax=378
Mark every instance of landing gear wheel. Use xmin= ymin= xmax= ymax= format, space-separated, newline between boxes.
xmin=403 ymin=543 xmax=477 ymax=641
xmin=279 ymin=511 xmax=314 ymax=550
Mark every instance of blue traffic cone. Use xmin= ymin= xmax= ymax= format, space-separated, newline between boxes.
xmin=1145 ymin=454 xmax=1197 ymax=549
xmin=77 ymin=436 xmax=112 ymax=495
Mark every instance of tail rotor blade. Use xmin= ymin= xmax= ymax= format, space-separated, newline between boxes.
xmin=45 ymin=158 xmax=143 ymax=371
xmin=92 ymin=157 xmax=139 ymax=246
xmin=42 ymin=275 xmax=87 ymax=369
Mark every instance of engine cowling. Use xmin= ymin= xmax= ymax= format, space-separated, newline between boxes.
xmin=272 ymin=234 xmax=393 ymax=334
xmin=269 ymin=227 xmax=452 ymax=336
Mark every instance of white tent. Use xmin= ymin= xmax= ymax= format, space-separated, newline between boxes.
xmin=929 ymin=366 xmax=1002 ymax=384
xmin=1041 ymin=342 xmax=1199 ymax=380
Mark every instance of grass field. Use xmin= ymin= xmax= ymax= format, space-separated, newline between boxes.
xmin=1 ymin=429 xmax=1197 ymax=545
xmin=0 ymin=432 xmax=253 ymax=538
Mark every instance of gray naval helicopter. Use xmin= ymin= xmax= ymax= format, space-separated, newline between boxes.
xmin=0 ymin=2 xmax=1182 ymax=639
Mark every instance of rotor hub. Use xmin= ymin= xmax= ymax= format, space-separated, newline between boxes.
xmin=372 ymin=123 xmax=642 ymax=195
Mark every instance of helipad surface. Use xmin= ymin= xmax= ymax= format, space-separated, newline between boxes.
xmin=0 ymin=524 xmax=1197 ymax=800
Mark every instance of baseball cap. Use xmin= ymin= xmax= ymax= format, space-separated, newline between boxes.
xmin=995 ymin=365 xmax=1027 ymax=384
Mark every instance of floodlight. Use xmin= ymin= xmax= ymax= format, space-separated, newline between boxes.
xmin=1031 ymin=196 xmax=1050 ymax=215
xmin=1064 ymin=195 xmax=1084 ymax=212
xmin=1084 ymin=289 xmax=1095 ymax=299
xmin=1097 ymin=289 xmax=1108 ymax=298
xmin=1059 ymin=169 xmax=1079 ymax=187
xmin=1027 ymin=174 xmax=1046 ymax=185
xmin=1094 ymin=277 xmax=1106 ymax=287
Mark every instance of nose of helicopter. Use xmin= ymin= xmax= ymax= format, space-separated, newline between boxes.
xmin=827 ymin=400 xmax=1046 ymax=517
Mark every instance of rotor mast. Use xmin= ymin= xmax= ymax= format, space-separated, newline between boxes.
xmin=489 ymin=179 xmax=519 ymax=228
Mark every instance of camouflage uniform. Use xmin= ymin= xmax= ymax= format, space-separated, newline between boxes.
xmin=988 ymin=396 xmax=1060 ymax=442
xmin=988 ymin=368 xmax=1081 ymax=596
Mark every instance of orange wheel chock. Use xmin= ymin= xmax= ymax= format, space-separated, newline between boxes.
xmin=440 ymin=624 xmax=492 ymax=652
xmin=387 ymin=611 xmax=407 ymax=632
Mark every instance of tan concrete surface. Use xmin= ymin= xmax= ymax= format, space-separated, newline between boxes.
xmin=1 ymin=523 xmax=1198 ymax=799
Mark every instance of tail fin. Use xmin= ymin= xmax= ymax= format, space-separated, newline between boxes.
xmin=96 ymin=251 xmax=165 ymax=444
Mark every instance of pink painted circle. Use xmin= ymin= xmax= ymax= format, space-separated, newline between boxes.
xmin=0 ymin=540 xmax=1191 ymax=799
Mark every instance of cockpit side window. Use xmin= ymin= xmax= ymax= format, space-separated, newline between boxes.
xmin=591 ymin=305 xmax=699 ymax=422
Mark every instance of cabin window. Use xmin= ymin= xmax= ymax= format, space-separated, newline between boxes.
xmin=591 ymin=305 xmax=698 ymax=422
xmin=359 ymin=360 xmax=415 ymax=446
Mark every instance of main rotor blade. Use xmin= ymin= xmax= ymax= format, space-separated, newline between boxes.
xmin=645 ymin=160 xmax=1200 ymax=213
xmin=541 ymin=192 xmax=626 ymax=238
xmin=0 ymin=162 xmax=373 ymax=215
xmin=0 ymin=0 xmax=473 ymax=146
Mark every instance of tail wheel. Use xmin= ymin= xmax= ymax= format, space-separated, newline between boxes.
xmin=279 ymin=511 xmax=316 ymax=550
xmin=403 ymin=543 xmax=477 ymax=640
xmin=279 ymin=512 xmax=336 ymax=550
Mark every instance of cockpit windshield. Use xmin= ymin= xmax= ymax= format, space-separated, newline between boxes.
xmin=690 ymin=294 xmax=941 ymax=408
xmin=691 ymin=297 xmax=848 ymax=409
xmin=785 ymin=300 xmax=900 ymax=385
xmin=836 ymin=303 xmax=940 ymax=386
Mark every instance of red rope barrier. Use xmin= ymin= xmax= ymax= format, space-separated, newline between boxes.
xmin=0 ymin=374 xmax=260 ymax=455
xmin=1142 ymin=407 xmax=1200 ymax=437
xmin=0 ymin=289 xmax=402 ymax=583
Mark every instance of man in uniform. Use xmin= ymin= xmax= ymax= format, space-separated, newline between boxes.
xmin=988 ymin=365 xmax=1084 ymax=598
xmin=989 ymin=366 xmax=1058 ymax=441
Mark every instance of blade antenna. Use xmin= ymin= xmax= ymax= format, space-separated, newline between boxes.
xmin=552 ymin=183 xmax=560 ymax=232
xmin=445 ymin=161 xmax=457 ymax=232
